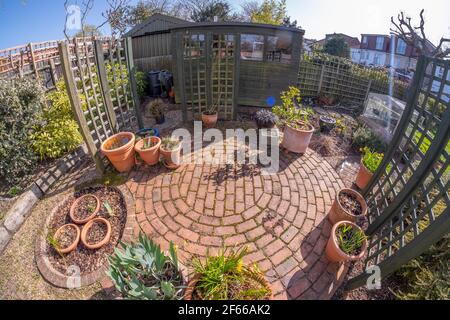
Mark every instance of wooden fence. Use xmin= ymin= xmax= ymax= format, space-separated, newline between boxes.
xmin=298 ymin=52 xmax=410 ymax=106
xmin=0 ymin=37 xmax=110 ymax=92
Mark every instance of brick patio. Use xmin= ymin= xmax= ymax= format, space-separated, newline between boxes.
xmin=125 ymin=138 xmax=349 ymax=300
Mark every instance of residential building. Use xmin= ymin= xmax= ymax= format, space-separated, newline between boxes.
xmin=312 ymin=33 xmax=361 ymax=59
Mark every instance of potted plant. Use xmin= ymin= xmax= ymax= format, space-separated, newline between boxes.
xmin=319 ymin=115 xmax=336 ymax=133
xmin=107 ymin=234 xmax=184 ymax=300
xmin=255 ymin=109 xmax=279 ymax=129
xmin=326 ymin=221 xmax=367 ymax=263
xmin=51 ymin=224 xmax=81 ymax=254
xmin=135 ymin=136 xmax=162 ymax=166
xmin=149 ymin=99 xmax=166 ymax=124
xmin=318 ymin=93 xmax=337 ymax=106
xmin=202 ymin=105 xmax=218 ymax=129
xmin=80 ymin=217 xmax=112 ymax=250
xmin=69 ymin=194 xmax=100 ymax=224
xmin=328 ymin=188 xmax=368 ymax=225
xmin=100 ymin=132 xmax=136 ymax=172
xmin=273 ymin=86 xmax=315 ymax=154
xmin=160 ymin=137 xmax=182 ymax=169
xmin=355 ymin=147 xmax=385 ymax=190
xmin=184 ymin=247 xmax=272 ymax=300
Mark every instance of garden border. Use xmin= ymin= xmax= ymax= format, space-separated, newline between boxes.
xmin=34 ymin=184 xmax=136 ymax=289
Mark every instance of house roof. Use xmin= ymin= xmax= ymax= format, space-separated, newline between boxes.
xmin=170 ymin=22 xmax=305 ymax=34
xmin=325 ymin=33 xmax=360 ymax=48
xmin=124 ymin=13 xmax=189 ymax=38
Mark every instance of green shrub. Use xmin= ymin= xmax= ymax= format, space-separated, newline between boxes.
xmin=30 ymin=81 xmax=83 ymax=159
xmin=273 ymin=86 xmax=314 ymax=126
xmin=192 ymin=247 xmax=271 ymax=300
xmin=107 ymin=234 xmax=184 ymax=300
xmin=361 ymin=147 xmax=384 ymax=173
xmin=393 ymin=234 xmax=449 ymax=300
xmin=135 ymin=69 xmax=147 ymax=98
xmin=352 ymin=125 xmax=387 ymax=153
xmin=0 ymin=78 xmax=43 ymax=184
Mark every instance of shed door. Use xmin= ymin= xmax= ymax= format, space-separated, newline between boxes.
xmin=181 ymin=32 xmax=236 ymax=120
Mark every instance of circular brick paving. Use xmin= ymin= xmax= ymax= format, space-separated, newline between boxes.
xmin=126 ymin=146 xmax=348 ymax=300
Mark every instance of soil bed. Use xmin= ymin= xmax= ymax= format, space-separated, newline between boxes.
xmin=73 ymin=195 xmax=98 ymax=221
xmin=56 ymin=226 xmax=78 ymax=249
xmin=46 ymin=186 xmax=126 ymax=275
xmin=86 ymin=221 xmax=108 ymax=245
xmin=339 ymin=192 xmax=362 ymax=216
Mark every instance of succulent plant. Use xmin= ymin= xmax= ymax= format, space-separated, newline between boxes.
xmin=107 ymin=233 xmax=184 ymax=300
xmin=255 ymin=109 xmax=279 ymax=128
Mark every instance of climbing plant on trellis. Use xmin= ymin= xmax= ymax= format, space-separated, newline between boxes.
xmin=347 ymin=55 xmax=450 ymax=289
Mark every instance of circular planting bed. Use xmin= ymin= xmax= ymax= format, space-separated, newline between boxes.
xmin=36 ymin=185 xmax=131 ymax=288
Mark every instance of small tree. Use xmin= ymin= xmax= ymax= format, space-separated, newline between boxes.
xmin=390 ymin=9 xmax=449 ymax=58
xmin=323 ymin=37 xmax=350 ymax=58
xmin=249 ymin=0 xmax=287 ymax=25
xmin=190 ymin=0 xmax=235 ymax=22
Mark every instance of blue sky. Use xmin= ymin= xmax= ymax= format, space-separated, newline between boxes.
xmin=0 ymin=0 xmax=449 ymax=49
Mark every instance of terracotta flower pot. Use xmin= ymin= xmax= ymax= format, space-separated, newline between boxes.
xmin=160 ymin=143 xmax=182 ymax=167
xmin=100 ymin=132 xmax=136 ymax=173
xmin=81 ymin=217 xmax=112 ymax=250
xmin=281 ymin=122 xmax=314 ymax=154
xmin=326 ymin=221 xmax=367 ymax=263
xmin=328 ymin=188 xmax=368 ymax=225
xmin=202 ymin=112 xmax=218 ymax=129
xmin=69 ymin=194 xmax=100 ymax=225
xmin=355 ymin=161 xmax=374 ymax=190
xmin=134 ymin=136 xmax=161 ymax=166
xmin=53 ymin=224 xmax=81 ymax=254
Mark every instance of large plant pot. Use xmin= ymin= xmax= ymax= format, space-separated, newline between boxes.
xmin=328 ymin=188 xmax=368 ymax=225
xmin=53 ymin=224 xmax=81 ymax=254
xmin=160 ymin=144 xmax=182 ymax=168
xmin=202 ymin=112 xmax=218 ymax=129
xmin=100 ymin=132 xmax=136 ymax=173
xmin=135 ymin=136 xmax=161 ymax=166
xmin=81 ymin=217 xmax=112 ymax=250
xmin=69 ymin=194 xmax=100 ymax=225
xmin=355 ymin=161 xmax=373 ymax=190
xmin=281 ymin=122 xmax=314 ymax=154
xmin=326 ymin=221 xmax=367 ymax=263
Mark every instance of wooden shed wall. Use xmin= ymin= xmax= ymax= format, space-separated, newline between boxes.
xmin=132 ymin=33 xmax=172 ymax=72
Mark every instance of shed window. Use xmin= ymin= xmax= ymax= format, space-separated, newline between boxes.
xmin=240 ymin=34 xmax=264 ymax=61
xmin=184 ymin=34 xmax=205 ymax=58
xmin=266 ymin=35 xmax=292 ymax=63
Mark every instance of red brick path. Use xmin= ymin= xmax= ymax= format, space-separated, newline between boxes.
xmin=126 ymin=148 xmax=348 ymax=300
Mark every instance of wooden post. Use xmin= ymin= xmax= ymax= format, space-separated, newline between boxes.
xmin=94 ymin=40 xmax=118 ymax=134
xmin=125 ymin=37 xmax=144 ymax=129
xmin=317 ymin=64 xmax=325 ymax=94
xmin=49 ymin=59 xmax=58 ymax=86
xmin=58 ymin=41 xmax=104 ymax=173
xmin=233 ymin=33 xmax=241 ymax=121
xmin=28 ymin=43 xmax=40 ymax=81
xmin=364 ymin=79 xmax=372 ymax=104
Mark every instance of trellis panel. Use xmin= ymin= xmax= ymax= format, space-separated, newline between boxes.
xmin=347 ymin=56 xmax=450 ymax=289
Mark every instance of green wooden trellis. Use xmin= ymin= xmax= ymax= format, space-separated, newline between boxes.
xmin=59 ymin=37 xmax=143 ymax=173
xmin=347 ymin=55 xmax=450 ymax=289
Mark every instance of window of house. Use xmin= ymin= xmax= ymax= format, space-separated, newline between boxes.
xmin=397 ymin=38 xmax=407 ymax=55
xmin=374 ymin=53 xmax=380 ymax=65
xmin=241 ymin=34 xmax=264 ymax=61
xmin=362 ymin=36 xmax=368 ymax=44
xmin=266 ymin=34 xmax=293 ymax=63
xmin=376 ymin=36 xmax=384 ymax=50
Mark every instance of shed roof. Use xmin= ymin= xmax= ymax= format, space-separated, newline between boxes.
xmin=124 ymin=13 xmax=189 ymax=38
xmin=170 ymin=22 xmax=305 ymax=35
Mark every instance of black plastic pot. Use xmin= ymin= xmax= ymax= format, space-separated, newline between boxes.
xmin=155 ymin=115 xmax=165 ymax=125
xmin=319 ymin=115 xmax=336 ymax=133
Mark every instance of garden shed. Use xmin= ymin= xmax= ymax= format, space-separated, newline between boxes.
xmin=124 ymin=13 xmax=190 ymax=72
xmin=170 ymin=22 xmax=304 ymax=120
